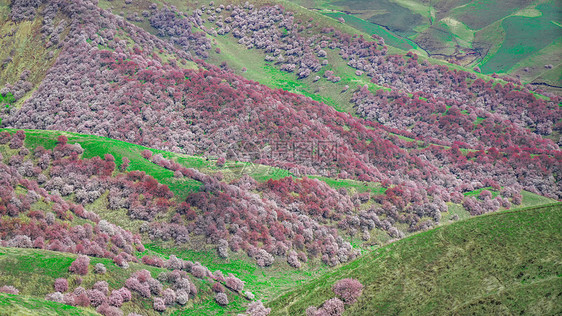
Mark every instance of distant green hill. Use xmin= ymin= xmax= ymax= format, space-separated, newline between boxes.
xmin=288 ymin=0 xmax=562 ymax=92
xmin=268 ymin=203 xmax=562 ymax=315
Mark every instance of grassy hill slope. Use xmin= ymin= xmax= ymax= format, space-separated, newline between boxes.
xmin=268 ymin=203 xmax=562 ymax=315
xmin=0 ymin=293 xmax=99 ymax=316
xmin=0 ymin=247 xmax=166 ymax=315
xmin=0 ymin=0 xmax=559 ymax=314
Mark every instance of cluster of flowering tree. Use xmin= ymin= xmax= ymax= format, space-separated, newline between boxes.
xmin=352 ymin=79 xmax=560 ymax=151
xmin=149 ymin=6 xmax=211 ymax=58
xmin=37 ymin=249 xmax=252 ymax=314
xmin=336 ymin=34 xmax=561 ymax=152
xmin=150 ymin=2 xmax=382 ymax=84
xmin=0 ymin=133 xmax=146 ymax=263
xmin=202 ymin=3 xmax=325 ymax=79
xmin=149 ymin=1 xmax=561 ymax=201
xmin=1 ymin=0 xmax=560 ymax=269
xmin=2 ymin=33 xmax=409 ymax=188
xmin=9 ymin=0 xmax=43 ymax=21
xmin=1 ymin=252 xmax=252 ymax=313
xmin=0 ymin=70 xmax=34 ymax=102
xmin=139 ymin=254 xmax=255 ymax=308
xmin=124 ymin=269 xmax=190 ymax=312
xmin=0 ymin=130 xmax=267 ymax=312
xmin=0 ymin=130 xmax=359 ymax=272
xmin=140 ymin=158 xmax=361 ymax=267
xmin=46 ymin=275 xmax=132 ymax=316
xmin=44 ymin=260 xmax=196 ymax=315
xmin=141 ymin=1 xmax=560 ymax=202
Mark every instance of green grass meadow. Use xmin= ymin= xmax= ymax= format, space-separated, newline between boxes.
xmin=0 ymin=293 xmax=98 ymax=316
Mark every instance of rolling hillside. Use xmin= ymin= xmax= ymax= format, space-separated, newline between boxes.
xmin=0 ymin=0 xmax=560 ymax=315
xmin=0 ymin=126 xmax=556 ymax=315
xmin=268 ymin=203 xmax=562 ymax=315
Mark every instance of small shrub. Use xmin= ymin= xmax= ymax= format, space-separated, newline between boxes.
xmin=96 ymin=303 xmax=123 ymax=316
xmin=212 ymin=282 xmax=224 ymax=293
xmin=318 ymin=298 xmax=345 ymax=315
xmin=165 ymin=255 xmax=183 ymax=270
xmin=176 ymin=289 xmax=189 ymax=305
xmin=54 ymin=278 xmax=69 ymax=293
xmin=247 ymin=300 xmax=271 ymax=316
xmin=306 ymin=306 xmax=318 ymax=316
xmin=174 ymin=278 xmax=191 ymax=292
xmin=116 ymin=287 xmax=131 ymax=302
xmin=69 ymin=255 xmax=90 ymax=275
xmin=225 ymin=274 xmax=244 ymax=292
xmin=141 ymin=150 xmax=152 ymax=159
xmin=255 ymin=249 xmax=274 ymax=267
xmin=63 ymin=293 xmax=76 ymax=306
xmin=94 ymin=263 xmax=107 ymax=274
xmin=0 ymin=285 xmax=19 ymax=295
xmin=87 ymin=289 xmax=107 ymax=307
xmin=108 ymin=291 xmax=124 ymax=307
xmin=191 ymin=264 xmax=208 ymax=278
xmin=162 ymin=288 xmax=176 ymax=306
xmin=45 ymin=292 xmax=64 ymax=303
xmin=148 ymin=278 xmax=162 ymax=296
xmin=332 ymin=278 xmax=363 ymax=304
xmin=75 ymin=293 xmax=91 ymax=307
xmin=215 ymin=292 xmax=228 ymax=306
xmin=125 ymin=278 xmax=151 ymax=298
xmin=93 ymin=281 xmax=109 ymax=295
xmin=153 ymin=297 xmax=166 ymax=312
